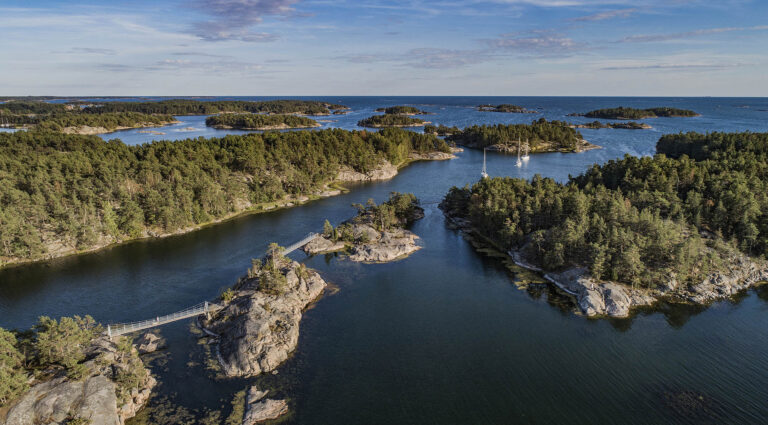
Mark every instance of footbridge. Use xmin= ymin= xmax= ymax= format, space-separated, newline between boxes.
xmin=106 ymin=232 xmax=321 ymax=338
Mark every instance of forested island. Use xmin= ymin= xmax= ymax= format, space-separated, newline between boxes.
xmin=303 ymin=192 xmax=424 ymax=262
xmin=374 ymin=106 xmax=429 ymax=115
xmin=441 ymin=131 xmax=768 ymax=317
xmin=83 ymin=99 xmax=348 ymax=116
xmin=0 ymin=128 xmax=451 ymax=267
xmin=205 ymin=113 xmax=321 ymax=130
xmin=477 ymin=104 xmax=535 ymax=113
xmin=357 ymin=114 xmax=428 ymax=128
xmin=446 ymin=118 xmax=598 ymax=153
xmin=571 ymin=107 xmax=700 ymax=120
xmin=571 ymin=121 xmax=652 ymax=130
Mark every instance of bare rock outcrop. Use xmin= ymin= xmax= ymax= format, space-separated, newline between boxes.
xmin=242 ymin=386 xmax=289 ymax=424
xmin=336 ymin=160 xmax=398 ymax=182
xmin=687 ymin=254 xmax=768 ymax=303
xmin=2 ymin=337 xmax=155 ymax=425
xmin=202 ymin=260 xmax=327 ymax=377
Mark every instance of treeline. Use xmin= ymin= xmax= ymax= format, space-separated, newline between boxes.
xmin=205 ymin=113 xmax=319 ymax=129
xmin=0 ymin=128 xmax=449 ymax=264
xmin=375 ymin=106 xmax=425 ymax=115
xmin=424 ymin=124 xmax=461 ymax=136
xmin=83 ymin=100 xmax=347 ymax=116
xmin=478 ymin=104 xmax=531 ymax=113
xmin=446 ymin=118 xmax=583 ymax=152
xmin=441 ymin=131 xmax=768 ymax=290
xmin=36 ymin=112 xmax=175 ymax=131
xmin=577 ymin=107 xmax=699 ymax=119
xmin=358 ymin=114 xmax=426 ymax=128
xmin=327 ymin=192 xmax=422 ymax=242
xmin=0 ymin=101 xmax=69 ymax=115
xmin=574 ymin=121 xmax=650 ymax=130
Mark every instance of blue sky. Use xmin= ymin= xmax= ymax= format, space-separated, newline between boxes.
xmin=1 ymin=0 xmax=766 ymax=95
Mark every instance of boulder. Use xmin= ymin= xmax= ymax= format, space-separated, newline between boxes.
xmin=348 ymin=229 xmax=421 ymax=263
xmin=242 ymin=386 xmax=289 ymax=424
xmin=302 ymin=236 xmax=346 ymax=255
xmin=136 ymin=332 xmax=161 ymax=354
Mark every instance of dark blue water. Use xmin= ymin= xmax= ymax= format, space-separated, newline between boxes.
xmin=2 ymin=97 xmax=768 ymax=424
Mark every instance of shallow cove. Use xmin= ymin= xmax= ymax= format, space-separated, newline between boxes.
xmin=2 ymin=97 xmax=768 ymax=424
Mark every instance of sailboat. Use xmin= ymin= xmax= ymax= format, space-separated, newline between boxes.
xmin=522 ymin=138 xmax=530 ymax=162
xmin=515 ymin=140 xmax=522 ymax=167
xmin=481 ymin=148 xmax=489 ymax=179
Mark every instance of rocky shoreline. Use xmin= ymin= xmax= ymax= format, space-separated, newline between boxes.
xmin=61 ymin=120 xmax=180 ymax=135
xmin=472 ymin=138 xmax=600 ymax=154
xmin=208 ymin=122 xmax=322 ymax=130
xmin=443 ymin=212 xmax=768 ymax=318
xmin=1 ymin=337 xmax=155 ymax=425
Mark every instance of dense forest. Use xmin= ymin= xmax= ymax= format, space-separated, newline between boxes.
xmin=0 ymin=101 xmax=70 ymax=115
xmin=205 ymin=113 xmax=320 ymax=129
xmin=37 ymin=112 xmax=176 ymax=132
xmin=424 ymin=124 xmax=461 ymax=136
xmin=441 ymin=131 xmax=768 ymax=290
xmin=446 ymin=118 xmax=584 ymax=152
xmin=357 ymin=114 xmax=427 ymax=128
xmin=0 ymin=128 xmax=449 ymax=265
xmin=83 ymin=100 xmax=347 ymax=116
xmin=574 ymin=107 xmax=699 ymax=119
xmin=374 ymin=106 xmax=426 ymax=115
xmin=477 ymin=104 xmax=533 ymax=113
xmin=573 ymin=121 xmax=651 ymax=130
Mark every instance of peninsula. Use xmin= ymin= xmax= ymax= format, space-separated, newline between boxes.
xmin=570 ymin=107 xmax=700 ymax=120
xmin=446 ymin=118 xmax=599 ymax=153
xmin=0 ymin=128 xmax=453 ymax=268
xmin=440 ymin=130 xmax=768 ymax=318
xmin=570 ymin=121 xmax=652 ymax=130
xmin=205 ymin=113 xmax=321 ymax=130
xmin=83 ymin=99 xmax=348 ymax=116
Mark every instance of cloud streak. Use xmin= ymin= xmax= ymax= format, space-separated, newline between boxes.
xmin=572 ymin=8 xmax=637 ymax=22
xmin=190 ymin=0 xmax=301 ymax=42
xmin=618 ymin=25 xmax=768 ymax=43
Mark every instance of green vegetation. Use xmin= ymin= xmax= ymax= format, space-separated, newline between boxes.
xmin=446 ymin=118 xmax=584 ymax=152
xmin=224 ymin=389 xmax=247 ymax=425
xmin=205 ymin=113 xmax=319 ymax=129
xmin=36 ymin=112 xmax=175 ymax=132
xmin=574 ymin=121 xmax=651 ymax=130
xmin=330 ymin=192 xmax=422 ymax=242
xmin=0 ymin=128 xmax=448 ymax=266
xmin=478 ymin=104 xmax=531 ymax=113
xmin=576 ymin=107 xmax=699 ymax=120
xmin=441 ymin=131 xmax=768 ymax=290
xmin=0 ymin=328 xmax=28 ymax=404
xmin=84 ymin=99 xmax=347 ymax=116
xmin=375 ymin=105 xmax=426 ymax=115
xmin=424 ymin=124 xmax=461 ymax=136
xmin=0 ymin=100 xmax=69 ymax=115
xmin=358 ymin=114 xmax=427 ymax=128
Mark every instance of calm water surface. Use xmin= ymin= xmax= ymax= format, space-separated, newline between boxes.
xmin=2 ymin=97 xmax=768 ymax=424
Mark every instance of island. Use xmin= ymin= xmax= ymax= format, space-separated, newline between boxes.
xmin=440 ymin=130 xmax=768 ymax=318
xmin=83 ymin=99 xmax=349 ymax=116
xmin=446 ymin=118 xmax=599 ymax=153
xmin=0 ymin=127 xmax=453 ymax=268
xmin=357 ymin=114 xmax=429 ymax=128
xmin=374 ymin=105 xmax=429 ymax=115
xmin=570 ymin=106 xmax=700 ymax=120
xmin=570 ymin=121 xmax=652 ymax=130
xmin=0 ymin=317 xmax=154 ymax=424
xmin=477 ymin=104 xmax=535 ymax=113
xmin=38 ymin=112 xmax=178 ymax=134
xmin=303 ymin=192 xmax=424 ymax=262
xmin=424 ymin=123 xmax=461 ymax=136
xmin=205 ymin=113 xmax=321 ymax=130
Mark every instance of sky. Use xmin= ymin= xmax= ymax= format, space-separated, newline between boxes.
xmin=0 ymin=0 xmax=766 ymax=96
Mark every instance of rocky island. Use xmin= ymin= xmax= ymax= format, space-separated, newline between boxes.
xmin=303 ymin=192 xmax=425 ymax=263
xmin=570 ymin=106 xmax=700 ymax=120
xmin=83 ymin=99 xmax=348 ymax=116
xmin=440 ymin=131 xmax=768 ymax=318
xmin=374 ymin=105 xmax=430 ymax=115
xmin=477 ymin=104 xmax=535 ymax=113
xmin=446 ymin=118 xmax=599 ymax=153
xmin=205 ymin=113 xmax=321 ymax=130
xmin=0 ymin=317 xmax=154 ymax=425
xmin=357 ymin=114 xmax=429 ymax=128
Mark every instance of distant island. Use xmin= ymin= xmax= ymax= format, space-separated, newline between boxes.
xmin=446 ymin=118 xmax=599 ymax=153
xmin=84 ymin=99 xmax=348 ymax=116
xmin=424 ymin=124 xmax=461 ymax=136
xmin=477 ymin=104 xmax=535 ymax=113
xmin=374 ymin=105 xmax=429 ymax=115
xmin=0 ymin=127 xmax=453 ymax=268
xmin=570 ymin=106 xmax=700 ymax=120
xmin=358 ymin=114 xmax=428 ymax=128
xmin=441 ymin=130 xmax=768 ymax=318
xmin=205 ymin=113 xmax=321 ymax=130
xmin=570 ymin=121 xmax=652 ymax=130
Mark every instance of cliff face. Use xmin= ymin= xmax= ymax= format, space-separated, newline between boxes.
xmin=1 ymin=337 xmax=155 ymax=425
xmin=202 ymin=260 xmax=327 ymax=377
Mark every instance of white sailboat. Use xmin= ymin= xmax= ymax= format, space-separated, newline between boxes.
xmin=515 ymin=139 xmax=522 ymax=167
xmin=522 ymin=138 xmax=530 ymax=162
xmin=481 ymin=148 xmax=489 ymax=179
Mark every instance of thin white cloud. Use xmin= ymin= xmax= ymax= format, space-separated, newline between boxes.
xmin=572 ymin=8 xmax=637 ymax=21
xmin=618 ymin=25 xmax=768 ymax=43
